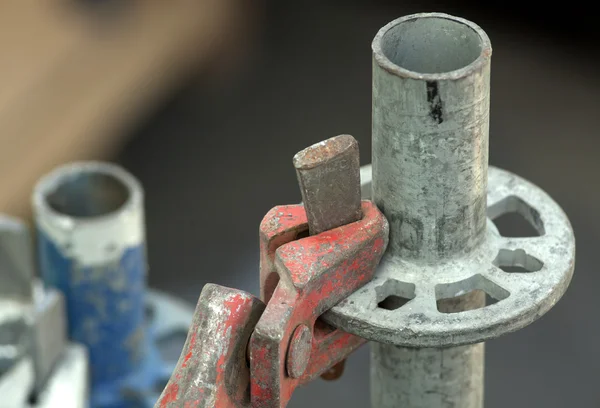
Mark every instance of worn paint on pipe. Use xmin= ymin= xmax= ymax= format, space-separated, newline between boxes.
xmin=33 ymin=162 xmax=150 ymax=408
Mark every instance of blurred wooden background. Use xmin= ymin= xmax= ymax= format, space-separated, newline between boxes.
xmin=0 ymin=0 xmax=259 ymax=218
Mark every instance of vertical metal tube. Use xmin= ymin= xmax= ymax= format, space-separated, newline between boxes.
xmin=370 ymin=13 xmax=491 ymax=408
xmin=372 ymin=13 xmax=491 ymax=262
xmin=33 ymin=162 xmax=147 ymax=403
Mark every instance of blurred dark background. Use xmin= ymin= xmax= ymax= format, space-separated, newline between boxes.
xmin=5 ymin=0 xmax=597 ymax=406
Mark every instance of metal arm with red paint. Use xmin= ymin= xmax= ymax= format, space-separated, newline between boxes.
xmin=156 ymin=135 xmax=389 ymax=408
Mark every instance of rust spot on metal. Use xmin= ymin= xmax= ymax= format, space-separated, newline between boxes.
xmin=320 ymin=360 xmax=346 ymax=381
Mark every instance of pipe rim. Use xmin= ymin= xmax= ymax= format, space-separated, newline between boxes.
xmin=372 ymin=13 xmax=492 ymax=80
xmin=32 ymin=161 xmax=143 ymax=226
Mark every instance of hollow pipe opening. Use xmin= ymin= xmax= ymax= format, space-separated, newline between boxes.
xmin=33 ymin=162 xmax=141 ymax=222
xmin=373 ymin=13 xmax=491 ymax=79
xmin=45 ymin=172 xmax=129 ymax=218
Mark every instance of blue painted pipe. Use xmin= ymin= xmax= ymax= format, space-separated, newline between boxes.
xmin=33 ymin=162 xmax=162 ymax=408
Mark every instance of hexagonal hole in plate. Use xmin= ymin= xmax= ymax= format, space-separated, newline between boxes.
xmin=435 ymin=274 xmax=510 ymax=314
xmin=493 ymin=248 xmax=543 ymax=273
xmin=376 ymin=279 xmax=416 ymax=311
xmin=487 ymin=195 xmax=544 ymax=237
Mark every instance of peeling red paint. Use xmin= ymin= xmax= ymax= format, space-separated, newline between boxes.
xmin=182 ymin=351 xmax=192 ymax=367
xmin=251 ymin=200 xmax=388 ymax=408
xmin=156 ymin=285 xmax=265 ymax=408
xmin=159 ymin=382 xmax=179 ymax=408
xmin=157 ymin=201 xmax=387 ymax=408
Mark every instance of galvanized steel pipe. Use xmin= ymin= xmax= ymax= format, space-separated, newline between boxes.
xmin=33 ymin=162 xmax=147 ymax=407
xmin=371 ymin=13 xmax=491 ymax=408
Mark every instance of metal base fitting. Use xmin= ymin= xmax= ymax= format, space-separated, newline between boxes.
xmin=325 ymin=165 xmax=575 ymax=347
xmin=31 ymin=161 xmax=195 ymax=408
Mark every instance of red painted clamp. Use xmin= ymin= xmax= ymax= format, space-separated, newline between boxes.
xmin=157 ymin=284 xmax=266 ymax=408
xmin=250 ymin=200 xmax=388 ymax=408
xmin=156 ymin=201 xmax=387 ymax=408
xmin=157 ymin=136 xmax=388 ymax=408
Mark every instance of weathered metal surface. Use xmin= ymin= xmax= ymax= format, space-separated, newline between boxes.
xmin=370 ymin=13 xmax=491 ymax=263
xmin=293 ymin=134 xmax=362 ymax=236
xmin=365 ymin=13 xmax=487 ymax=408
xmin=321 ymin=13 xmax=574 ymax=408
xmin=371 ymin=342 xmax=484 ymax=408
xmin=251 ymin=201 xmax=388 ymax=408
xmin=155 ymin=284 xmax=265 ymax=408
xmin=325 ymin=166 xmax=575 ymax=346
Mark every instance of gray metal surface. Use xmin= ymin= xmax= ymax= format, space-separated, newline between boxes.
xmin=366 ymin=14 xmax=491 ymax=407
xmin=319 ymin=13 xmax=574 ymax=408
xmin=293 ymin=134 xmax=362 ymax=235
xmin=326 ymin=165 xmax=575 ymax=346
xmin=371 ymin=343 xmax=484 ymax=408
xmin=370 ymin=13 xmax=490 ymax=262
xmin=325 ymin=11 xmax=574 ymax=348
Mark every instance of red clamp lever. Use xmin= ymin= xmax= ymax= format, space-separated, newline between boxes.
xmin=156 ymin=135 xmax=388 ymax=408
xmin=251 ymin=200 xmax=388 ymax=408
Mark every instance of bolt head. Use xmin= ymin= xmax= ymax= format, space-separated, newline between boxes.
xmin=286 ymin=324 xmax=312 ymax=379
